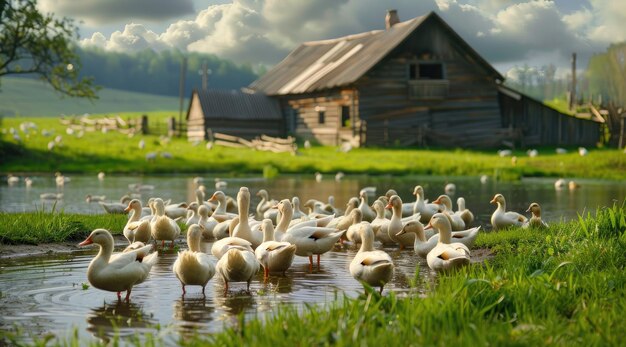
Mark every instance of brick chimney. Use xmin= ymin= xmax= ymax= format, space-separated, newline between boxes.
xmin=385 ymin=9 xmax=399 ymax=29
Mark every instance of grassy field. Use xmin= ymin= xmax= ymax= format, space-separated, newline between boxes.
xmin=2 ymin=201 xmax=624 ymax=346
xmin=0 ymin=77 xmax=186 ymax=117
xmin=2 ymin=114 xmax=625 ymax=180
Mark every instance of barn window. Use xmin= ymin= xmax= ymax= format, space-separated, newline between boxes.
xmin=409 ymin=62 xmax=444 ymax=80
xmin=318 ymin=111 xmax=325 ymax=124
xmin=341 ymin=106 xmax=350 ymax=127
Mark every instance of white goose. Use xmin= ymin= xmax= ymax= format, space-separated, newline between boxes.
xmin=523 ymin=202 xmax=549 ymax=229
xmin=291 ymin=196 xmax=307 ymax=220
xmin=412 ymin=185 xmax=440 ymax=224
xmin=172 ymin=224 xmax=216 ymax=295
xmin=123 ymin=199 xmax=151 ymax=244
xmin=211 ymin=217 xmax=254 ymax=259
xmin=79 ymin=229 xmax=158 ymax=301
xmin=386 ymin=195 xmax=415 ymax=249
xmin=385 ymin=189 xmax=414 ymax=217
xmin=197 ymin=205 xmax=218 ymax=239
xmin=346 ymin=209 xmax=365 ymax=244
xmin=215 ymin=245 xmax=259 ymax=292
xmin=255 ymin=219 xmax=297 ymax=279
xmin=208 ymin=191 xmax=237 ymax=222
xmin=426 ymin=214 xmax=471 ymax=272
xmin=371 ymin=200 xmax=394 ymax=245
xmin=150 ymin=198 xmax=181 ymax=249
xmin=85 ymin=195 xmax=106 ymax=203
xmin=278 ymin=200 xmax=344 ymax=271
xmin=490 ymin=194 xmax=527 ymax=230
xmin=232 ymin=187 xmax=264 ymax=249
xmin=185 ymin=202 xmax=200 ymax=226
xmin=349 ymin=223 xmax=394 ymax=294
xmin=456 ymin=197 xmax=475 ymax=227
xmin=256 ymin=189 xmax=278 ymax=216
xmin=399 ymin=219 xmax=480 ymax=258
xmin=99 ymin=195 xmax=132 ymax=214
xmin=431 ymin=195 xmax=466 ymax=231
xmin=164 ymin=202 xmax=189 ymax=220
xmin=275 ymin=199 xmax=334 ymax=242
xmin=358 ymin=190 xmax=376 ymax=222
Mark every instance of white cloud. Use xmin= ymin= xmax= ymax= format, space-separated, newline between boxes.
xmin=76 ymin=0 xmax=625 ymax=71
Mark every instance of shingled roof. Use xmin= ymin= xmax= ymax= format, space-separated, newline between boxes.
xmin=186 ymin=89 xmax=282 ymax=120
xmin=250 ymin=11 xmax=503 ymax=96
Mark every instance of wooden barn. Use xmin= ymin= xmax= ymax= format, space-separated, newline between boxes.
xmin=248 ymin=10 xmax=601 ymax=148
xmin=186 ymin=89 xmax=283 ymax=141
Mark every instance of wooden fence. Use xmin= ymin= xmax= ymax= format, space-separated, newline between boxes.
xmin=210 ymin=131 xmax=297 ymax=154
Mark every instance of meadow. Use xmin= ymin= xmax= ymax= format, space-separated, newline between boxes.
xmin=1 ymin=113 xmax=625 ymax=181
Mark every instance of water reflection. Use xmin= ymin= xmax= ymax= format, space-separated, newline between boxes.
xmin=86 ymin=301 xmax=155 ymax=342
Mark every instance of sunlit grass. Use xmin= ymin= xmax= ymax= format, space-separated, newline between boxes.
xmin=2 ymin=115 xmax=625 ymax=180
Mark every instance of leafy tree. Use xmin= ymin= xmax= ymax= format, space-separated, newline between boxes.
xmin=0 ymin=0 xmax=97 ymax=98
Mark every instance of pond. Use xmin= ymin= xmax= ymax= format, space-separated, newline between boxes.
xmin=1 ymin=174 xmax=625 ymax=344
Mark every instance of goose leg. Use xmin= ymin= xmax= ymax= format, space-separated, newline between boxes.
xmin=182 ymin=283 xmax=186 ymax=295
xmin=308 ymin=255 xmax=313 ymax=272
xmin=117 ymin=291 xmax=122 ymax=300
xmin=264 ymin=266 xmax=269 ymax=280
xmin=379 ymin=286 xmax=384 ymax=295
xmin=125 ymin=287 xmax=132 ymax=302
xmin=161 ymin=240 xmax=165 ymax=249
xmin=317 ymin=254 xmax=321 ymax=268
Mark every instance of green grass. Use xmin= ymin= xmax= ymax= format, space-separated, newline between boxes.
xmin=0 ymin=211 xmax=127 ymax=244
xmin=2 ymin=115 xmax=626 ymax=180
xmin=0 ymin=77 xmax=187 ymax=117
xmin=4 ymin=201 xmax=625 ymax=346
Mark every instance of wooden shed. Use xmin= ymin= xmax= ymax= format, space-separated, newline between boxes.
xmin=249 ymin=10 xmax=601 ymax=148
xmin=186 ymin=89 xmax=283 ymax=141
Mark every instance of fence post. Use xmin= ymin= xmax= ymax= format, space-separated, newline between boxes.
xmin=168 ymin=117 xmax=176 ymax=137
xmin=140 ymin=115 xmax=148 ymax=135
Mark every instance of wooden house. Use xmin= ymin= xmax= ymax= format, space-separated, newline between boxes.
xmin=186 ymin=89 xmax=283 ymax=141
xmin=249 ymin=10 xmax=601 ymax=148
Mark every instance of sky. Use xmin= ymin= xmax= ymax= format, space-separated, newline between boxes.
xmin=37 ymin=0 xmax=626 ymax=80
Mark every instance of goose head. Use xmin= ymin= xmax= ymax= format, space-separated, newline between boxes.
xmin=432 ymin=195 xmax=452 ymax=211
xmin=385 ymin=189 xmax=398 ymax=198
xmin=385 ymin=195 xmax=402 ymax=211
xmin=526 ymin=202 xmax=542 ymax=217
xmin=490 ymin=194 xmax=505 ymax=205
xmin=124 ymin=199 xmax=142 ymax=213
xmin=79 ymin=228 xmax=113 ymax=247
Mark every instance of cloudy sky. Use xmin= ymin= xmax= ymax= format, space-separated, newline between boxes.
xmin=38 ymin=0 xmax=625 ymax=78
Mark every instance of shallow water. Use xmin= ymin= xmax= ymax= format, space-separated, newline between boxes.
xmin=1 ymin=173 xmax=625 ymax=343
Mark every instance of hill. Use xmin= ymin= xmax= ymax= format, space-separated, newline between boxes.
xmin=0 ymin=77 xmax=186 ymax=117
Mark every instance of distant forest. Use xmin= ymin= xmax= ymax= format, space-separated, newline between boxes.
xmin=76 ymin=48 xmax=261 ymax=97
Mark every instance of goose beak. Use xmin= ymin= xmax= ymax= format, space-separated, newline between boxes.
xmin=123 ymin=206 xmax=132 ymax=213
xmin=424 ymin=222 xmax=433 ymax=230
xmin=489 ymin=198 xmax=496 ymax=204
xmin=385 ymin=203 xmax=392 ymax=209
xmin=78 ymin=237 xmax=93 ymax=246
xmin=525 ymin=207 xmax=531 ymax=213
xmin=208 ymin=195 xmax=217 ymax=202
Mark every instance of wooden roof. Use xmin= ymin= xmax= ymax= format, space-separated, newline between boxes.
xmin=250 ymin=12 xmax=503 ymax=96
xmin=187 ymin=89 xmax=282 ymax=120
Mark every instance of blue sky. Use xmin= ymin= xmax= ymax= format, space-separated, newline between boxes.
xmin=38 ymin=0 xmax=625 ymax=79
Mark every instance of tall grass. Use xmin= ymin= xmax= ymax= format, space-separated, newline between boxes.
xmin=2 ymin=115 xmax=625 ymax=180
xmin=0 ymin=212 xmax=127 ymax=244
xmin=7 ymin=202 xmax=626 ymax=346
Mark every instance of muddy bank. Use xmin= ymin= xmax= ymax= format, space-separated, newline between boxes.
xmin=0 ymin=235 xmax=130 ymax=259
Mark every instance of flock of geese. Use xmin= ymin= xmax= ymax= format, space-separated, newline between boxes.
xmin=73 ymin=181 xmax=549 ymax=301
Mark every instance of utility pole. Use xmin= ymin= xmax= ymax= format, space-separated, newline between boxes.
xmin=178 ymin=56 xmax=187 ymax=136
xmin=569 ymin=53 xmax=576 ymax=111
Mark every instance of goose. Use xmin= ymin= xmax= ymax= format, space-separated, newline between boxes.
xmin=385 ymin=189 xmax=415 ymax=217
xmin=164 ymin=202 xmax=189 ymax=220
xmin=232 ymin=187 xmax=264 ymax=249
xmin=255 ymin=219 xmax=297 ymax=279
xmin=303 ymin=199 xmax=333 ymax=217
xmin=385 ymin=195 xmax=415 ymax=249
xmin=444 ymin=183 xmax=456 ymax=195
xmin=346 ymin=209 xmax=365 ymax=244
xmin=431 ymin=195 xmax=466 ymax=231
xmin=79 ymin=229 xmax=158 ymax=301
xmin=208 ymin=191 xmax=237 ymax=221
xmin=255 ymin=189 xmax=277 ymax=216
xmin=85 ymin=194 xmax=106 ymax=203
xmin=412 ymin=186 xmax=440 ymax=224
xmin=24 ymin=177 xmax=33 ymax=187
xmin=291 ymin=197 xmax=307 ymax=220
xmin=99 ymin=195 xmax=133 ymax=214
xmin=211 ymin=217 xmax=254 ymax=259
xmin=215 ymin=246 xmax=259 ymax=292
xmin=426 ymin=214 xmax=471 ymax=272
xmin=150 ymin=198 xmax=181 ymax=249
xmin=324 ymin=196 xmax=340 ymax=215
xmin=568 ymin=181 xmax=581 ymax=190
xmin=358 ymin=190 xmax=376 ymax=222
xmin=172 ymin=225 xmax=216 ymax=295
xmin=349 ymin=223 xmax=394 ymax=295
xmin=7 ymin=174 xmax=19 ymax=186
xmin=197 ymin=205 xmax=218 ymax=238
xmin=40 ymin=193 xmax=63 ymax=200
xmin=123 ymin=199 xmax=151 ymax=244
xmin=97 ymin=172 xmax=105 ymax=181
xmin=278 ymin=200 xmax=343 ymax=271
xmin=335 ymin=172 xmax=344 ymax=182
xmin=554 ymin=178 xmax=567 ymax=190
xmin=214 ymin=178 xmax=227 ymax=190
xmin=185 ymin=202 xmax=200 ymax=226
xmin=325 ymin=197 xmax=359 ymax=236
xmin=455 ymin=197 xmax=475 ymax=227
xmin=371 ymin=200 xmax=394 ymax=245
xmin=193 ymin=189 xmax=213 ymax=213
xmin=315 ymin=172 xmax=323 ymax=182
xmin=523 ymin=202 xmax=549 ymax=229
xmin=275 ymin=199 xmax=330 ymax=242
xmin=399 ymin=220 xmax=480 ymax=258
xmin=490 ymin=194 xmax=527 ymax=231
xmin=55 ymin=172 xmax=70 ymax=187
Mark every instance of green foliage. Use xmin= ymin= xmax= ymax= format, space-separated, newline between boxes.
xmin=262 ymin=164 xmax=279 ymax=179
xmin=0 ymin=212 xmax=126 ymax=244
xmin=0 ymin=0 xmax=97 ymax=99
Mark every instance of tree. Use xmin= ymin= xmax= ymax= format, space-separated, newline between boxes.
xmin=0 ymin=0 xmax=97 ymax=98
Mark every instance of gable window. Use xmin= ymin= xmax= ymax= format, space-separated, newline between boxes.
xmin=341 ymin=106 xmax=350 ymax=128
xmin=318 ymin=111 xmax=325 ymax=124
xmin=409 ymin=62 xmax=444 ymax=80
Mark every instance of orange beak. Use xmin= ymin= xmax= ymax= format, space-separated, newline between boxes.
xmin=385 ymin=202 xmax=392 ymax=209
xmin=432 ymin=198 xmax=441 ymax=204
xmin=490 ymin=198 xmax=496 ymax=204
xmin=208 ymin=195 xmax=217 ymax=202
xmin=78 ymin=236 xmax=93 ymax=246
xmin=424 ymin=222 xmax=433 ymax=230
xmin=123 ymin=205 xmax=132 ymax=213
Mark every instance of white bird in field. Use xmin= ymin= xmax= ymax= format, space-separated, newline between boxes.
xmin=578 ymin=147 xmax=588 ymax=156
xmin=497 ymin=149 xmax=512 ymax=157
xmin=556 ymin=147 xmax=567 ymax=154
xmin=527 ymin=149 xmax=538 ymax=157
xmin=138 ymin=139 xmax=145 ymax=150
xmin=47 ymin=141 xmax=55 ymax=151
xmin=98 ymin=172 xmax=105 ymax=180
xmin=145 ymin=152 xmax=157 ymax=161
